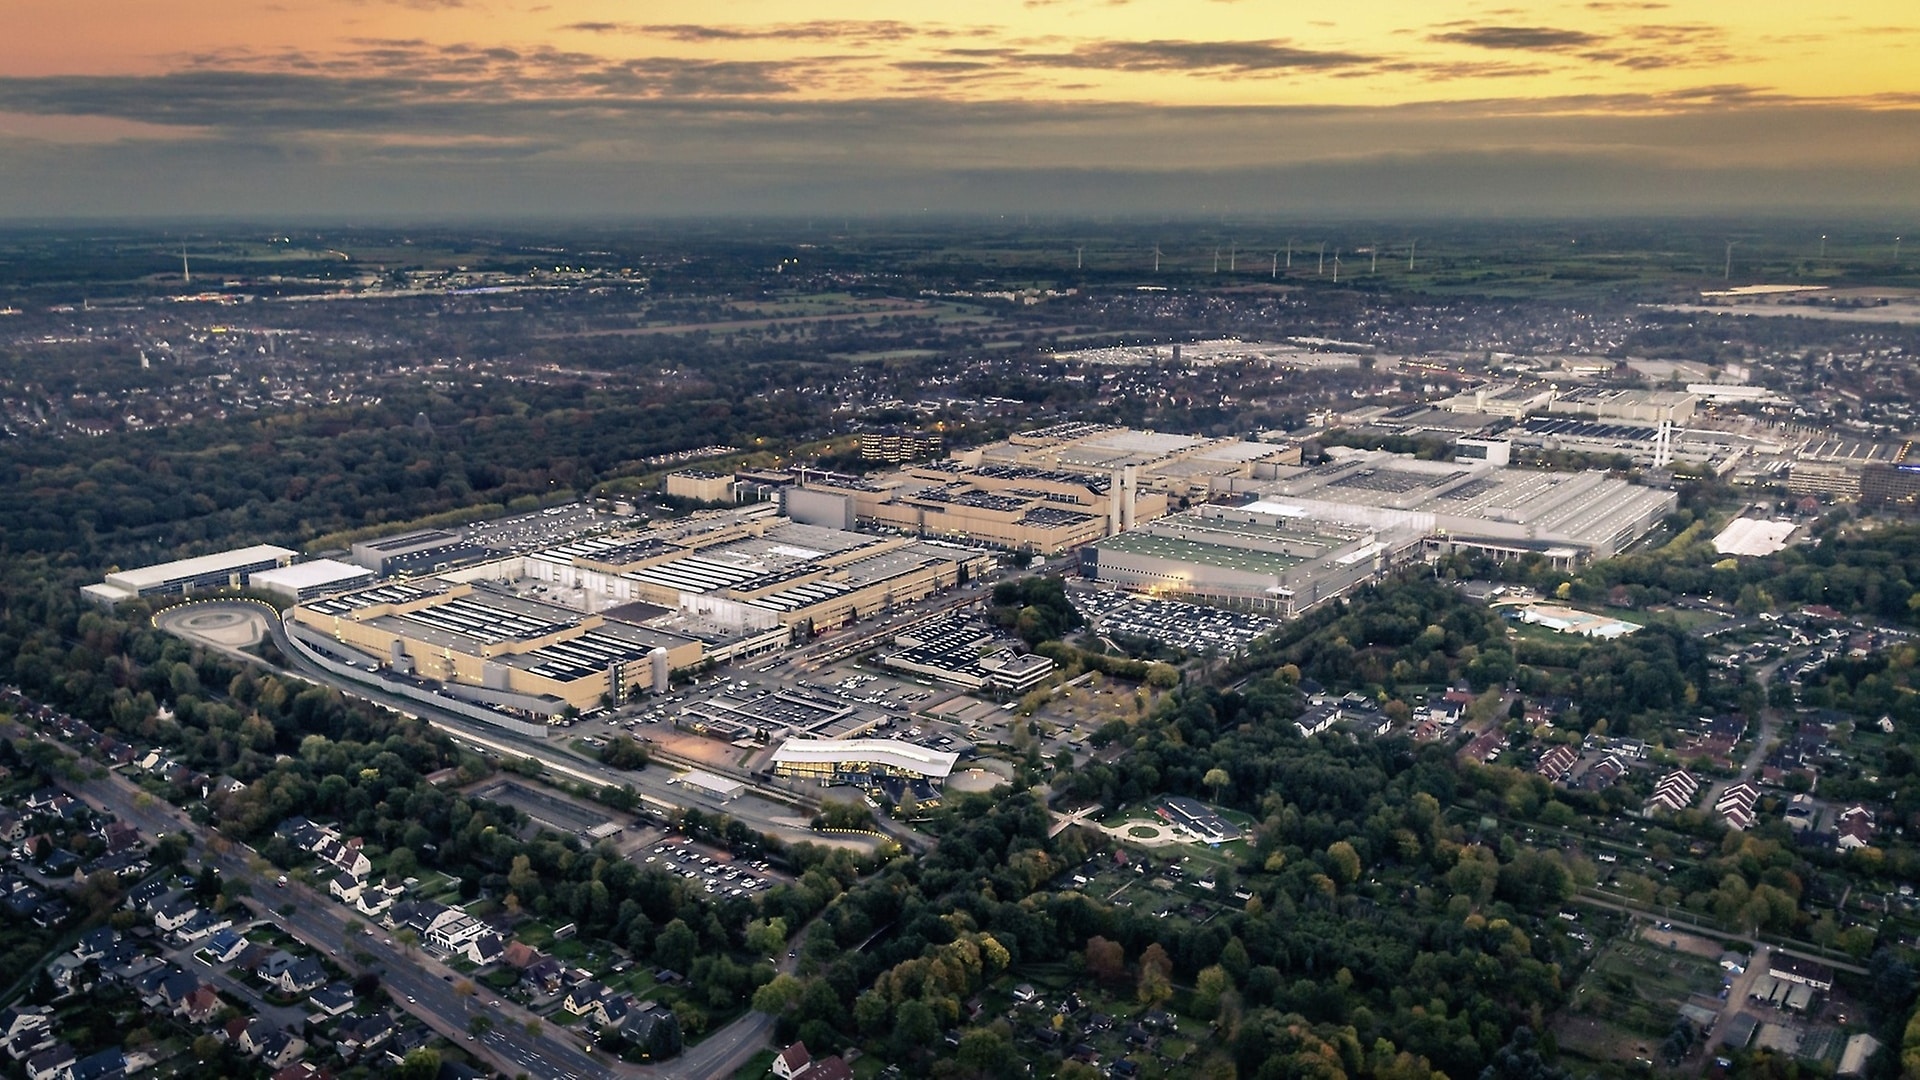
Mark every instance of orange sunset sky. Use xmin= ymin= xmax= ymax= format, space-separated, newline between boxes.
xmin=1 ymin=0 xmax=1916 ymax=218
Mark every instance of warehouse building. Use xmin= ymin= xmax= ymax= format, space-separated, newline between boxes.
xmin=1081 ymin=502 xmax=1421 ymax=616
xmin=769 ymin=738 xmax=960 ymax=786
xmin=1239 ymin=449 xmax=1677 ymax=568
xmin=349 ymin=529 xmax=481 ymax=575
xmin=288 ymin=579 xmax=704 ymax=716
xmin=875 ymin=615 xmax=1057 ymax=693
xmin=518 ymin=510 xmax=994 ymax=635
xmin=83 ymin=544 xmax=296 ymax=607
xmin=249 ymin=559 xmax=376 ymax=604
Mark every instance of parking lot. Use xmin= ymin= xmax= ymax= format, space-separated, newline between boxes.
xmin=1070 ymin=588 xmax=1280 ymax=656
xmin=640 ymin=834 xmax=789 ymax=901
xmin=460 ymin=502 xmax=623 ymax=554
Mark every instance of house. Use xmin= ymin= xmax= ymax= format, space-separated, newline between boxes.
xmin=773 ymin=1040 xmax=813 ymax=1079
xmin=126 ymin=878 xmax=169 ymax=911
xmin=1011 ymin=984 xmax=1037 ymax=1004
xmin=271 ymin=1064 xmax=331 ymax=1080
xmin=25 ymin=1043 xmax=75 ymax=1080
xmin=174 ymin=909 xmax=234 ymax=944
xmin=257 ymin=950 xmax=301 ymax=981
xmin=308 ymin=983 xmax=356 ymax=1018
xmin=0 ymin=1005 xmax=54 ymax=1061
xmin=69 ymin=1047 xmax=125 ymax=1080
xmin=1644 ymin=770 xmax=1699 ymax=815
xmin=203 ymin=928 xmax=249 ymax=965
xmin=152 ymin=970 xmax=204 ymax=1012
xmin=524 ymin=958 xmax=566 ymax=994
xmin=234 ymin=1018 xmax=278 ymax=1056
xmin=151 ymin=896 xmax=200 ymax=933
xmin=329 ymin=873 xmax=364 ymax=904
xmin=599 ymin=992 xmax=642 ymax=1030
xmin=180 ymin=985 xmax=224 ymax=1024
xmin=502 ymin=941 xmax=541 ymax=970
xmin=71 ymin=927 xmax=119 ymax=965
xmin=1769 ymin=954 xmax=1835 ymax=992
xmin=1535 ymin=744 xmax=1578 ymax=783
xmin=1717 ymin=783 xmax=1759 ymax=831
xmin=805 ymin=1057 xmax=855 ymax=1080
xmin=621 ymin=1002 xmax=680 ymax=1058
xmin=564 ymin=981 xmax=606 ymax=1016
xmin=255 ymin=1030 xmax=308 ymax=1070
xmin=382 ymin=1024 xmax=436 ymax=1065
xmin=334 ymin=1012 xmax=396 ymax=1058
xmin=273 ymin=957 xmax=328 ymax=996
xmin=1837 ymin=805 xmax=1875 ymax=851
xmin=464 ymin=933 xmax=505 ymax=967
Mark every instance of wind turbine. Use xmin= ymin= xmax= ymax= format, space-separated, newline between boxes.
xmin=1229 ymin=245 xmax=1237 ymax=273
xmin=1333 ymin=250 xmax=1342 ymax=283
xmin=1894 ymin=236 xmax=1903 ymax=262
xmin=1271 ymin=251 xmax=1279 ymax=279
xmin=1724 ymin=240 xmax=1737 ymax=281
xmin=1153 ymin=245 xmax=1162 ymax=273
xmin=1285 ymin=238 xmax=1294 ymax=269
xmin=181 ymin=244 xmax=191 ymax=284
xmin=1075 ymin=246 xmax=1084 ymax=270
xmin=1370 ymin=246 xmax=1379 ymax=274
xmin=1317 ymin=242 xmax=1326 ymax=276
xmin=1819 ymin=233 xmax=1827 ymax=259
xmin=1212 ymin=248 xmax=1220 ymax=273
xmin=1407 ymin=239 xmax=1417 ymax=272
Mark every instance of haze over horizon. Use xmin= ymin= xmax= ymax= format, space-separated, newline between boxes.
xmin=3 ymin=0 xmax=1917 ymax=220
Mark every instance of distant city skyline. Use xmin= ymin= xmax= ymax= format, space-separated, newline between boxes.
xmin=3 ymin=0 xmax=1917 ymax=219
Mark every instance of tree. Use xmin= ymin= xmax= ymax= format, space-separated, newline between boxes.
xmin=1086 ymin=935 xmax=1126 ymax=984
xmin=1327 ymin=840 xmax=1362 ymax=886
xmin=1137 ymin=942 xmax=1173 ymax=1005
xmin=657 ymin=919 xmax=697 ymax=972
xmin=398 ymin=1048 xmax=442 ymax=1080
xmin=1203 ymin=767 xmax=1231 ymax=802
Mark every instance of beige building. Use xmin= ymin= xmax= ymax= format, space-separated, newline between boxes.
xmin=664 ymin=470 xmax=735 ymax=504
xmin=289 ymin=580 xmax=705 ymax=715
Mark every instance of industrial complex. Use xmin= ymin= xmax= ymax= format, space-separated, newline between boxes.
xmin=93 ymin=418 xmax=1682 ymax=727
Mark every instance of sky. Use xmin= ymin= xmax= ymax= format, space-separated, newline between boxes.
xmin=1 ymin=0 xmax=1917 ymax=220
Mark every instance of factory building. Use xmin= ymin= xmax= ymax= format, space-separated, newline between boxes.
xmin=288 ymin=579 xmax=704 ymax=716
xmin=1236 ymin=449 xmax=1678 ymax=568
xmin=1081 ymin=503 xmax=1422 ymax=616
xmin=776 ymin=425 xmax=1298 ymax=554
xmin=83 ymin=544 xmax=297 ymax=607
xmin=349 ymin=529 xmax=487 ymax=575
xmin=1546 ymin=387 xmax=1698 ymax=424
xmin=249 ymin=559 xmax=376 ymax=604
xmin=858 ymin=428 xmax=943 ymax=463
xmin=664 ymin=470 xmax=735 ymax=504
xmin=517 ymin=510 xmax=994 ymax=635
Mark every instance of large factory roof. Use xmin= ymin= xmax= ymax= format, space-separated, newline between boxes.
xmin=1098 ymin=531 xmax=1305 ymax=575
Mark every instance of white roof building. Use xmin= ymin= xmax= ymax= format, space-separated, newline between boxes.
xmin=83 ymin=544 xmax=296 ymax=606
xmin=250 ymin=559 xmax=376 ymax=603
xmin=769 ymin=738 xmax=959 ymax=782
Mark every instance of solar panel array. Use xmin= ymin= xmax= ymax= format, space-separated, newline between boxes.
xmin=395 ymin=596 xmax=573 ymax=645
xmin=524 ymin=630 xmax=657 ymax=681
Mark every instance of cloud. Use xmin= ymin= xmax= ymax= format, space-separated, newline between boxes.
xmin=1430 ymin=26 xmax=1604 ymax=50
xmin=1036 ymin=39 xmax=1378 ymax=73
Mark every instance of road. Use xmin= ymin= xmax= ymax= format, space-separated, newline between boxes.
xmin=55 ymin=753 xmax=775 ymax=1080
